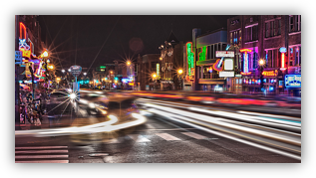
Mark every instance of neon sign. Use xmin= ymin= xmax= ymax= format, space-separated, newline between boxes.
xmin=280 ymin=47 xmax=287 ymax=71
xmin=198 ymin=46 xmax=207 ymax=61
xmin=240 ymin=49 xmax=252 ymax=74
xmin=213 ymin=45 xmax=230 ymax=72
xmin=262 ymin=70 xmax=278 ymax=77
xmin=19 ymin=39 xmax=31 ymax=58
xmin=186 ymin=42 xmax=195 ymax=76
xmin=20 ymin=22 xmax=26 ymax=39
xmin=285 ymin=74 xmax=301 ymax=88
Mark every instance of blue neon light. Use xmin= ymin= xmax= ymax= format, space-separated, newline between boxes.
xmin=285 ymin=74 xmax=301 ymax=88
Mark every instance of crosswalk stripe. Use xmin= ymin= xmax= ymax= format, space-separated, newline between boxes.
xmin=181 ymin=132 xmax=207 ymax=139
xmin=15 ymin=146 xmax=68 ymax=150
xmin=15 ymin=160 xmax=69 ymax=163
xmin=15 ymin=150 xmax=68 ymax=154
xmin=128 ymin=134 xmax=150 ymax=142
xmin=155 ymin=133 xmax=181 ymax=141
xmin=15 ymin=155 xmax=69 ymax=159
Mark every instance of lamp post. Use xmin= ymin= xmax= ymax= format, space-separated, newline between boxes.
xmin=177 ymin=69 xmax=183 ymax=90
xmin=152 ymin=73 xmax=157 ymax=91
xmin=258 ymin=59 xmax=266 ymax=95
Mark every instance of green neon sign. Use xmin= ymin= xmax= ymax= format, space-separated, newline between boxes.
xmin=100 ymin=66 xmax=106 ymax=68
xmin=186 ymin=42 xmax=195 ymax=76
xmin=198 ymin=46 xmax=207 ymax=61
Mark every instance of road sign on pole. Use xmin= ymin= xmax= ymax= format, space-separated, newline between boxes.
xmin=70 ymin=65 xmax=82 ymax=77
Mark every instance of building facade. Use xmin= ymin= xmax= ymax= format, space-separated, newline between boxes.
xmin=158 ymin=32 xmax=184 ymax=90
xmin=136 ymin=54 xmax=161 ymax=90
xmin=184 ymin=28 xmax=229 ymax=92
xmin=227 ymin=15 xmax=301 ymax=96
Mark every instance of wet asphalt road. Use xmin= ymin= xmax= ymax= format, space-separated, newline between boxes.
xmin=15 ymin=112 xmax=299 ymax=163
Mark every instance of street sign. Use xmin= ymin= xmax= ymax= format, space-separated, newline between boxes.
xmin=15 ymin=51 xmax=22 ymax=64
xmin=70 ymin=65 xmax=82 ymax=77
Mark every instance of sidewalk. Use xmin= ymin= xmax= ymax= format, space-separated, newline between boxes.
xmin=19 ymin=114 xmax=74 ymax=130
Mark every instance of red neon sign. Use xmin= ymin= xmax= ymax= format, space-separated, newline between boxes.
xmin=280 ymin=51 xmax=286 ymax=71
xmin=20 ymin=22 xmax=26 ymax=39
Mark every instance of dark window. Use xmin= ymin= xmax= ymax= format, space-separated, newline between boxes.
xmin=253 ymin=25 xmax=258 ymax=40
xmin=268 ymin=50 xmax=272 ymax=68
xmin=289 ymin=16 xmax=294 ymax=32
xmin=222 ymin=44 xmax=227 ymax=51
xmin=207 ymin=46 xmax=211 ymax=59
xmin=270 ymin=21 xmax=274 ymax=37
xmin=265 ymin=23 xmax=269 ymax=38
xmin=278 ymin=19 xmax=281 ymax=35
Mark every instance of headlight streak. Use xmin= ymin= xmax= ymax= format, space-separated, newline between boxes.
xmin=15 ymin=114 xmax=145 ymax=137
xmin=138 ymin=98 xmax=301 ymax=127
xmin=143 ymin=103 xmax=301 ymax=146
xmin=189 ymin=107 xmax=300 ymax=132
xmin=147 ymin=108 xmax=301 ymax=161
xmin=138 ymin=98 xmax=301 ymax=132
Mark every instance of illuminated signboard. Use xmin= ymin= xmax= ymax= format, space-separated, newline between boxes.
xmin=285 ymin=74 xmax=301 ymax=88
xmin=216 ymin=51 xmax=234 ymax=58
xmin=279 ymin=47 xmax=287 ymax=53
xmin=219 ymin=71 xmax=234 ymax=78
xmin=262 ymin=70 xmax=278 ymax=77
xmin=224 ymin=59 xmax=234 ymax=70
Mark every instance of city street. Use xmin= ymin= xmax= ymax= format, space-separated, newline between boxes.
xmin=14 ymin=15 xmax=302 ymax=165
xmin=15 ymin=90 xmax=300 ymax=163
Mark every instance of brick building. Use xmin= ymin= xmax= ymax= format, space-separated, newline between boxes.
xmin=227 ymin=15 xmax=301 ymax=96
xmin=136 ymin=54 xmax=160 ymax=90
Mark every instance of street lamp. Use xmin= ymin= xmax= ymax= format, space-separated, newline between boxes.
xmin=68 ymin=68 xmax=71 ymax=72
xmin=258 ymin=59 xmax=266 ymax=94
xmin=83 ymin=72 xmax=87 ymax=76
xmin=126 ymin=60 xmax=131 ymax=66
xmin=62 ymin=69 xmax=65 ymax=73
xmin=152 ymin=73 xmax=157 ymax=91
xmin=177 ymin=69 xmax=184 ymax=90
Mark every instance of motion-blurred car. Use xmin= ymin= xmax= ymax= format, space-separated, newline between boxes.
xmin=46 ymin=89 xmax=76 ymax=120
xmin=78 ymin=93 xmax=109 ymax=116
xmin=107 ymin=96 xmax=140 ymax=124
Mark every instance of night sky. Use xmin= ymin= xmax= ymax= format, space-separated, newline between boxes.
xmin=37 ymin=15 xmax=236 ymax=71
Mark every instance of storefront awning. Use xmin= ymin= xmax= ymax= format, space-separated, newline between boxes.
xmin=196 ymin=59 xmax=217 ymax=66
xmin=199 ymin=78 xmax=225 ymax=85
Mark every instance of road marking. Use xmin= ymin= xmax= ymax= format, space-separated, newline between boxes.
xmin=146 ymin=124 xmax=155 ymax=129
xmin=15 ymin=160 xmax=69 ymax=163
xmin=15 ymin=150 xmax=68 ymax=154
xmin=181 ymin=132 xmax=207 ymax=139
xmin=15 ymin=146 xmax=68 ymax=150
xmin=15 ymin=155 xmax=68 ymax=159
xmin=155 ymin=133 xmax=181 ymax=141
xmin=128 ymin=134 xmax=150 ymax=142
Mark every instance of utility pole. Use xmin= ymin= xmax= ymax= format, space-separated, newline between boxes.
xmin=15 ymin=15 xmax=21 ymax=130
